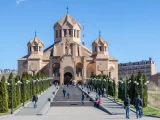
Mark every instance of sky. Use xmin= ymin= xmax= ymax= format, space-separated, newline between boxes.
xmin=0 ymin=0 xmax=160 ymax=71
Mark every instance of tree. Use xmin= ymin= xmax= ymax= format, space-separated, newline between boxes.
xmin=0 ymin=76 xmax=9 ymax=112
xmin=128 ymin=74 xmax=135 ymax=104
xmin=8 ymin=72 xmax=13 ymax=108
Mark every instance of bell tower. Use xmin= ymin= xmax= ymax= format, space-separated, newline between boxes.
xmin=53 ymin=7 xmax=81 ymax=43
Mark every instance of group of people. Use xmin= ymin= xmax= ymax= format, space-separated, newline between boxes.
xmin=62 ymin=88 xmax=70 ymax=98
xmin=124 ymin=94 xmax=143 ymax=119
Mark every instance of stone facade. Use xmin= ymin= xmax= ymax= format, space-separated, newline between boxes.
xmin=18 ymin=13 xmax=118 ymax=84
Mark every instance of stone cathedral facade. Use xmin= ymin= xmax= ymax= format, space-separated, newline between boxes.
xmin=18 ymin=13 xmax=118 ymax=84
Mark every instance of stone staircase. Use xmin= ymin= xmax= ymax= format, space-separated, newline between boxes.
xmin=51 ymin=85 xmax=94 ymax=106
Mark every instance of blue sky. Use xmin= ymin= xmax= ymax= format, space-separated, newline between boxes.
xmin=0 ymin=0 xmax=160 ymax=71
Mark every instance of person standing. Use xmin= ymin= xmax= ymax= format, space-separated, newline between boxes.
xmin=134 ymin=95 xmax=143 ymax=119
xmin=124 ymin=95 xmax=131 ymax=119
xmin=81 ymin=93 xmax=85 ymax=106
xmin=32 ymin=94 xmax=38 ymax=108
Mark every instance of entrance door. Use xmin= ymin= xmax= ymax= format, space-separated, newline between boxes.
xmin=64 ymin=72 xmax=72 ymax=85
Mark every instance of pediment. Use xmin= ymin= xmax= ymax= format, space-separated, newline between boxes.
xmin=62 ymin=21 xmax=73 ymax=29
xmin=73 ymin=23 xmax=81 ymax=30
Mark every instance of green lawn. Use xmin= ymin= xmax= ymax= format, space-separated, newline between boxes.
xmin=106 ymin=95 xmax=160 ymax=116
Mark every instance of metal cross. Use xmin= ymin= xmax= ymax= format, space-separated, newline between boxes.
xmin=66 ymin=6 xmax=69 ymax=14
xmin=35 ymin=31 xmax=37 ymax=37
xmin=99 ymin=30 xmax=101 ymax=38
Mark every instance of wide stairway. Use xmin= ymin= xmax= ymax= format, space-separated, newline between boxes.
xmin=51 ymin=85 xmax=94 ymax=106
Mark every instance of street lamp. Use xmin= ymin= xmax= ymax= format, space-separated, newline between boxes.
xmin=134 ymin=77 xmax=149 ymax=113
xmin=106 ymin=77 xmax=109 ymax=97
xmin=119 ymin=78 xmax=131 ymax=99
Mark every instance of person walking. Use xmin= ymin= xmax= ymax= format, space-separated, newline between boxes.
xmin=63 ymin=88 xmax=66 ymax=98
xmin=124 ymin=95 xmax=131 ymax=119
xmin=87 ymin=87 xmax=90 ymax=94
xmin=134 ymin=95 xmax=143 ymax=119
xmin=67 ymin=91 xmax=70 ymax=98
xmin=101 ymin=89 xmax=104 ymax=98
xmin=32 ymin=94 xmax=38 ymax=108
xmin=98 ymin=89 xmax=101 ymax=98
xmin=81 ymin=93 xmax=85 ymax=106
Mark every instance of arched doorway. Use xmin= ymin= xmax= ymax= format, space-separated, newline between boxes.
xmin=64 ymin=72 xmax=72 ymax=84
xmin=63 ymin=66 xmax=74 ymax=85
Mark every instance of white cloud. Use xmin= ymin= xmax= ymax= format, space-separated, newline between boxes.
xmin=16 ymin=0 xmax=26 ymax=6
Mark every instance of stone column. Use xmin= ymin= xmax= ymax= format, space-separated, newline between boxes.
xmin=83 ymin=57 xmax=86 ymax=80
xmin=62 ymin=29 xmax=64 ymax=37
xmin=60 ymin=66 xmax=64 ymax=85
xmin=74 ymin=61 xmax=77 ymax=80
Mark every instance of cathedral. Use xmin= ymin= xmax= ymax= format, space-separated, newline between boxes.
xmin=18 ymin=12 xmax=118 ymax=84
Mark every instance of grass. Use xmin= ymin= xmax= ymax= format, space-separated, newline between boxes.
xmin=105 ymin=94 xmax=160 ymax=116
xmin=148 ymin=90 xmax=160 ymax=109
xmin=0 ymin=100 xmax=31 ymax=116
xmin=0 ymin=104 xmax=22 ymax=116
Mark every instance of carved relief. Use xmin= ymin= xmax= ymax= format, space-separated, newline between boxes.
xmin=98 ymin=62 xmax=106 ymax=71
xmin=29 ymin=62 xmax=38 ymax=71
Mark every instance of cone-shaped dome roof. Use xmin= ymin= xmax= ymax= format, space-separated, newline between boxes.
xmin=54 ymin=14 xmax=81 ymax=28
xmin=28 ymin=37 xmax=44 ymax=46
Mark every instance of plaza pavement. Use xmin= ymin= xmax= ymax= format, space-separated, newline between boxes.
xmin=1 ymin=107 xmax=159 ymax=120
xmin=15 ymin=85 xmax=57 ymax=116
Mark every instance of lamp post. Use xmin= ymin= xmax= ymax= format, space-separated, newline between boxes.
xmin=30 ymin=80 xmax=32 ymax=101
xmin=106 ymin=77 xmax=109 ymax=97
xmin=22 ymin=79 xmax=25 ymax=106
xmin=119 ymin=78 xmax=131 ymax=99
xmin=134 ymin=77 xmax=149 ymax=113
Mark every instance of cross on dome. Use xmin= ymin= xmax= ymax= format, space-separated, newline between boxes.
xmin=66 ymin=6 xmax=69 ymax=14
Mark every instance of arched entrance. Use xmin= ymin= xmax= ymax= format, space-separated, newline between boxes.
xmin=64 ymin=72 xmax=72 ymax=84
xmin=63 ymin=66 xmax=74 ymax=85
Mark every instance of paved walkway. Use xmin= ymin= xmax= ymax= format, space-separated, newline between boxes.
xmin=15 ymin=86 xmax=56 ymax=116
xmin=79 ymin=86 xmax=135 ymax=115
xmin=2 ymin=107 xmax=159 ymax=120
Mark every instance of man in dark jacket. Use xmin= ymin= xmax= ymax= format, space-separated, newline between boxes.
xmin=134 ymin=95 xmax=143 ymax=119
xmin=124 ymin=95 xmax=131 ymax=119
xmin=32 ymin=95 xmax=38 ymax=108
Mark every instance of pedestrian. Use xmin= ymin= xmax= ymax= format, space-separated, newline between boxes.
xmin=124 ymin=94 xmax=131 ymax=119
xmin=96 ymin=92 xmax=99 ymax=101
xmin=87 ymin=88 xmax=90 ymax=94
xmin=134 ymin=95 xmax=143 ymax=119
xmin=98 ymin=89 xmax=101 ymax=98
xmin=81 ymin=92 xmax=85 ymax=106
xmin=97 ymin=97 xmax=102 ymax=108
xmin=63 ymin=88 xmax=66 ymax=98
xmin=67 ymin=83 xmax=69 ymax=87
xmin=67 ymin=91 xmax=70 ymax=98
xmin=101 ymin=89 xmax=104 ymax=98
xmin=32 ymin=94 xmax=38 ymax=108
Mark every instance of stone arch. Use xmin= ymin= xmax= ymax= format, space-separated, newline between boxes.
xmin=87 ymin=62 xmax=95 ymax=78
xmin=53 ymin=63 xmax=60 ymax=77
xmin=109 ymin=66 xmax=115 ymax=78
xmin=76 ymin=62 xmax=83 ymax=77
xmin=64 ymin=66 xmax=74 ymax=85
